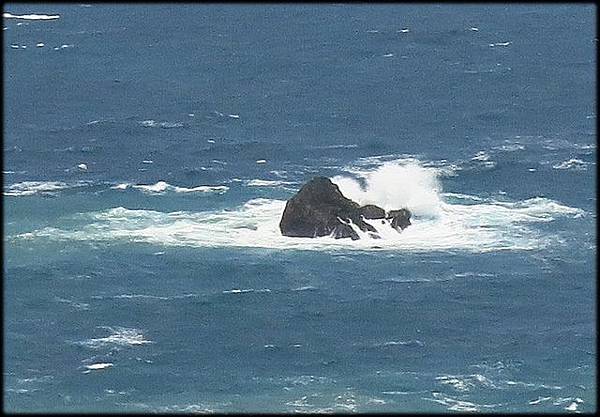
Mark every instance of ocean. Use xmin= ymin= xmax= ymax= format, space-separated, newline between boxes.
xmin=3 ymin=3 xmax=596 ymax=413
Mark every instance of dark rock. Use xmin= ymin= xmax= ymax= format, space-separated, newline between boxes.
xmin=359 ymin=204 xmax=386 ymax=219
xmin=387 ymin=209 xmax=412 ymax=231
xmin=279 ymin=176 xmax=411 ymax=239
xmin=279 ymin=177 xmax=376 ymax=239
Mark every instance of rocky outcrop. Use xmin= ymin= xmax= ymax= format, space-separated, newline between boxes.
xmin=387 ymin=209 xmax=411 ymax=231
xmin=359 ymin=204 xmax=386 ymax=219
xmin=279 ymin=176 xmax=412 ymax=240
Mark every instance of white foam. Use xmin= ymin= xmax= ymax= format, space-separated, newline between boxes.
xmin=12 ymin=158 xmax=585 ymax=252
xmin=435 ymin=373 xmax=496 ymax=392
xmin=424 ymin=392 xmax=498 ymax=412
xmin=489 ymin=41 xmax=511 ymax=47
xmin=256 ymin=159 xmax=267 ymax=164
xmin=376 ymin=340 xmax=424 ymax=347
xmin=529 ymin=396 xmax=552 ymax=405
xmin=246 ymin=179 xmax=295 ymax=187
xmin=4 ymin=181 xmax=88 ymax=196
xmin=76 ymin=326 xmax=153 ymax=349
xmin=222 ymin=288 xmax=271 ymax=294
xmin=3 ymin=12 xmax=60 ymax=20
xmin=292 ymin=285 xmax=317 ymax=292
xmin=130 ymin=181 xmax=228 ymax=194
xmin=139 ymin=120 xmax=183 ymax=128
xmin=15 ymin=191 xmax=584 ymax=253
xmin=36 ymin=42 xmax=44 ymax=47
xmin=228 ymin=114 xmax=240 ymax=119
xmin=553 ymin=158 xmax=589 ymax=171
xmin=493 ymin=142 xmax=525 ymax=152
xmin=84 ymin=363 xmax=113 ymax=371
xmin=331 ymin=160 xmax=444 ymax=216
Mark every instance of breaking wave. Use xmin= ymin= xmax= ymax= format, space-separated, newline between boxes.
xmin=12 ymin=159 xmax=585 ymax=253
xmin=112 ymin=181 xmax=229 ymax=194
xmin=3 ymin=12 xmax=60 ymax=20
xmin=3 ymin=180 xmax=228 ymax=196
xmin=3 ymin=181 xmax=90 ymax=196
xmin=73 ymin=326 xmax=153 ymax=349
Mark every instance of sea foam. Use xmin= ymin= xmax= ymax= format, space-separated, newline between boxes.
xmin=4 ymin=181 xmax=89 ymax=196
xmin=3 ymin=12 xmax=60 ymax=20
xmin=112 ymin=181 xmax=229 ymax=194
xmin=12 ymin=159 xmax=585 ymax=253
xmin=75 ymin=326 xmax=153 ymax=349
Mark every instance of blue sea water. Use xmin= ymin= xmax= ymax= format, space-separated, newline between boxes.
xmin=3 ymin=3 xmax=596 ymax=413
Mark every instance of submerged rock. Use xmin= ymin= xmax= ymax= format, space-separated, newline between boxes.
xmin=279 ymin=176 xmax=411 ymax=240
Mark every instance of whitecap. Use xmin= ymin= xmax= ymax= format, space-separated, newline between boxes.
xmin=529 ymin=396 xmax=552 ymax=405
xmin=222 ymin=288 xmax=271 ymax=294
xmin=4 ymin=181 xmax=88 ymax=196
xmin=424 ymin=392 xmax=501 ymax=412
xmin=55 ymin=297 xmax=90 ymax=310
xmin=493 ymin=142 xmax=525 ymax=152
xmin=245 ymin=179 xmax=295 ymax=187
xmin=489 ymin=41 xmax=511 ymax=47
xmin=139 ymin=120 xmax=183 ymax=128
xmin=111 ymin=183 xmax=130 ymax=190
xmin=75 ymin=326 xmax=153 ymax=349
xmin=471 ymin=151 xmax=490 ymax=161
xmin=3 ymin=12 xmax=60 ymax=20
xmin=84 ymin=363 xmax=113 ymax=371
xmin=435 ymin=373 xmax=496 ymax=392
xmin=553 ymin=158 xmax=589 ymax=171
xmin=376 ymin=340 xmax=424 ymax=347
xmin=292 ymin=285 xmax=317 ymax=292
xmin=131 ymin=181 xmax=228 ymax=194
